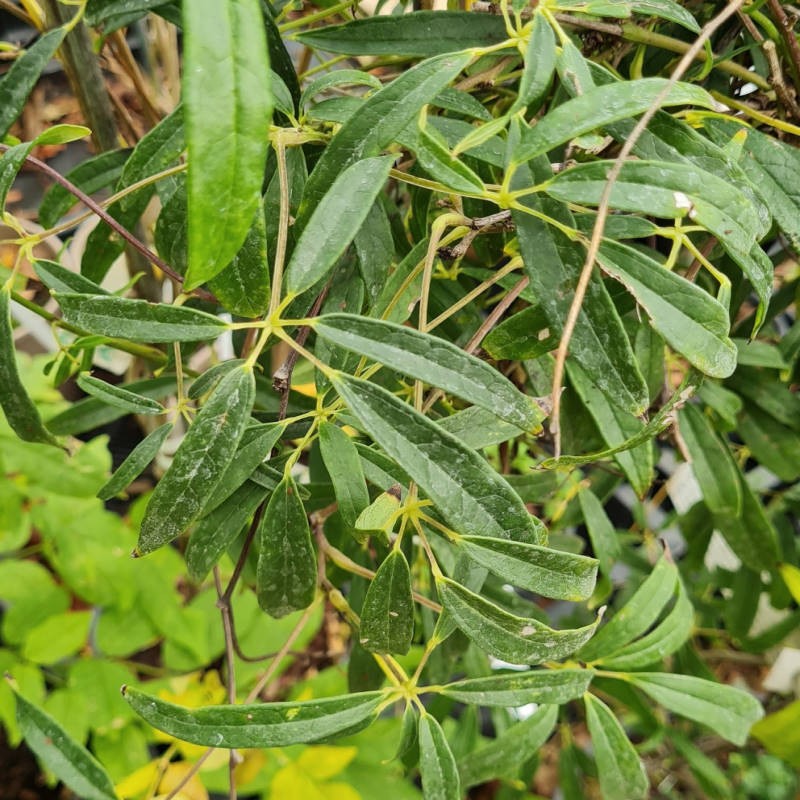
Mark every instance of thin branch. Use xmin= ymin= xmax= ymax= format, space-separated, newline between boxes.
xmin=0 ymin=143 xmax=214 ymax=300
xmin=273 ymin=284 xmax=330 ymax=418
xmin=763 ymin=39 xmax=800 ymax=118
xmin=549 ymin=0 xmax=749 ymax=457
xmin=213 ymin=567 xmax=238 ymax=800
xmin=766 ymin=0 xmax=800 ymax=87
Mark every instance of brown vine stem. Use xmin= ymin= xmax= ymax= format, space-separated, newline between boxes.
xmin=766 ymin=0 xmax=800 ymax=88
xmin=0 ymin=144 xmax=216 ymax=300
xmin=549 ymin=0 xmax=749 ymax=458
xmin=213 ymin=567 xmax=239 ymax=800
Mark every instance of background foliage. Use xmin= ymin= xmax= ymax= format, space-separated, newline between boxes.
xmin=1 ymin=0 xmax=800 ymax=798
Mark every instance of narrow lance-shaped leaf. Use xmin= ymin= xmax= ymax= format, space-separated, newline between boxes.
xmin=584 ymin=693 xmax=649 ymax=800
xmin=318 ymin=420 xmax=369 ymax=528
xmin=578 ymin=553 xmax=677 ymax=662
xmin=547 ymin=160 xmax=758 ymax=257
xmin=578 ymin=489 xmax=621 ymax=578
xmin=284 ymin=155 xmax=394 ymax=297
xmin=55 ymin=294 xmax=229 ymax=343
xmin=97 ymin=423 xmax=173 ymax=501
xmin=0 ymin=26 xmax=67 ymax=139
xmin=122 ymin=685 xmax=385 ymax=748
xmin=257 ymin=476 xmax=317 ymax=618
xmin=414 ymin=121 xmax=485 ymax=193
xmin=459 ymin=705 xmax=558 ymax=789
xmin=359 ymin=550 xmax=414 ymax=655
xmin=183 ymin=0 xmax=272 ymax=289
xmin=597 ymin=581 xmax=694 ymax=669
xmin=202 ymin=422 xmax=283 ymax=514
xmin=597 ymin=241 xmax=737 ymax=378
xmin=298 ymin=51 xmax=472 ymax=225
xmin=296 ymin=11 xmax=508 ymax=56
xmin=0 ymin=288 xmax=60 ymax=447
xmin=77 ymin=373 xmax=164 ymax=415
xmin=513 ymin=78 xmax=715 ymax=164
xmin=186 ymin=480 xmax=269 ymax=582
xmin=33 ymin=259 xmax=108 ymax=296
xmin=332 ymin=373 xmax=545 ymax=544
xmin=137 ymin=366 xmax=255 ymax=555
xmin=316 ymin=314 xmax=544 ymax=431
xmin=512 ymin=11 xmax=556 ymax=114
xmin=678 ymin=403 xmax=742 ymax=516
xmin=419 ymin=714 xmax=461 ymax=800
xmin=207 ymin=197 xmax=270 ymax=317
xmin=439 ymin=668 xmax=593 ymax=706
xmin=455 ymin=536 xmax=597 ymax=601
xmin=13 ymin=689 xmax=117 ymax=800
xmin=438 ymin=577 xmax=599 ymax=665
xmin=627 ymin=673 xmax=763 ymax=746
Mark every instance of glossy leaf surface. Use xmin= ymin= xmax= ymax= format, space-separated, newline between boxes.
xmin=440 ymin=668 xmax=593 ymax=706
xmin=419 ymin=714 xmax=460 ymax=800
xmin=359 ymin=550 xmax=414 ymax=655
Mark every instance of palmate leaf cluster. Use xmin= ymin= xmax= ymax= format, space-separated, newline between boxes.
xmin=1 ymin=0 xmax=799 ymax=797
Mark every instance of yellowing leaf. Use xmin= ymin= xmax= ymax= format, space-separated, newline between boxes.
xmin=116 ymin=761 xmax=160 ymax=797
xmin=779 ymin=564 xmax=800 ymax=605
xmin=158 ymin=761 xmax=209 ymax=800
xmin=295 ymin=745 xmax=358 ymax=781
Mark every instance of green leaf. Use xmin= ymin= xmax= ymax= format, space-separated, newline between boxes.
xmin=256 ymin=476 xmax=317 ymax=618
xmin=298 ymin=52 xmax=472 ymax=224
xmin=207 ymin=197 xmax=270 ymax=317
xmin=547 ymin=160 xmax=758 ymax=256
xmin=137 ymin=366 xmax=255 ymax=555
xmin=413 ymin=121 xmax=485 ymax=193
xmin=751 ymin=700 xmax=800 ymax=768
xmin=627 ymin=673 xmax=763 ymax=746
xmin=203 ymin=422 xmax=283 ymax=514
xmin=47 ymin=376 xmax=175 ymax=435
xmin=455 ymin=536 xmax=597 ymax=600
xmin=285 ymin=155 xmax=394 ymax=296
xmin=13 ymin=689 xmax=117 ymax=800
xmin=76 ymin=373 xmax=164 ymax=415
xmin=21 ymin=611 xmax=92 ymax=664
xmin=187 ymin=359 xmax=245 ymax=400
xmin=186 ymin=480 xmax=268 ymax=581
xmin=83 ymin=107 xmax=185 ymax=282
xmin=483 ymin=304 xmax=554 ymax=360
xmin=597 ymin=581 xmax=693 ymax=669
xmin=567 ymin=361 xmax=653 ymax=496
xmin=459 ymin=704 xmax=558 ymax=788
xmin=318 ymin=420 xmax=369 ymax=528
xmin=316 ymin=314 xmax=543 ymax=431
xmin=123 ymin=684 xmax=384 ymax=747
xmin=33 ymin=260 xmax=108 ymax=296
xmin=597 ymin=241 xmax=736 ymax=378
xmin=183 ymin=0 xmax=272 ymax=288
xmin=584 ymin=693 xmax=648 ymax=800
xmin=38 ymin=149 xmax=130 ymax=228
xmin=295 ymin=11 xmax=508 ymax=56
xmin=419 ymin=714 xmax=461 ymax=800
xmin=55 ymin=293 xmax=228 ymax=342
xmin=439 ymin=667 xmax=593 ymax=706
xmin=738 ymin=405 xmax=800 ymax=482
xmin=359 ymin=550 xmax=414 ymax=655
xmin=0 ymin=288 xmax=60 ymax=447
xmin=332 ymin=373 xmax=545 ymax=544
xmin=0 ymin=26 xmax=67 ymax=139
xmin=438 ymin=578 xmax=599 ymax=665
xmin=713 ymin=473 xmax=780 ymax=572
xmin=511 ymin=155 xmax=648 ymax=416
xmin=578 ymin=489 xmax=621 ymax=578
xmin=97 ymin=423 xmax=174 ymax=501
xmin=0 ymin=142 xmax=34 ymax=212
xmin=512 ymin=12 xmax=556 ymax=113
xmin=678 ymin=403 xmax=741 ymax=516
xmin=354 ymin=488 xmax=401 ymax=541
xmin=629 ymin=0 xmax=701 ymax=30
xmin=300 ymin=69 xmax=382 ymax=109
xmin=437 ymin=405 xmax=528 ymax=449
xmin=514 ymin=79 xmax=714 ymax=163
xmin=577 ymin=553 xmax=677 ymax=662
